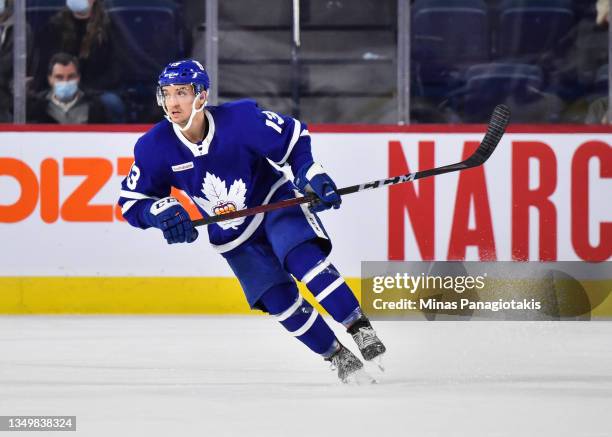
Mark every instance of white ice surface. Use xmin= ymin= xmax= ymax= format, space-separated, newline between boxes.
xmin=0 ymin=316 xmax=610 ymax=437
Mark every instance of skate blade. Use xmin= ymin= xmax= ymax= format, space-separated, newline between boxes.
xmin=369 ymin=354 xmax=385 ymax=372
xmin=343 ymin=368 xmax=377 ymax=385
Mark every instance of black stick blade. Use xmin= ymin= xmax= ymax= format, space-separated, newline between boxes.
xmin=467 ymin=104 xmax=511 ymax=167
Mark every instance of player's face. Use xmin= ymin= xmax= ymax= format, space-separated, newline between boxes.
xmin=161 ymin=85 xmax=197 ymax=125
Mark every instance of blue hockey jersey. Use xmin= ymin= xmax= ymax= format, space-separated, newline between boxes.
xmin=118 ymin=99 xmax=314 ymax=254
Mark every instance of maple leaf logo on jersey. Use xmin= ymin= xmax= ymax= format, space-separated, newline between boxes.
xmin=192 ymin=172 xmax=247 ymax=230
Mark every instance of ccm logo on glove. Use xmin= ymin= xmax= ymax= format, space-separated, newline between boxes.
xmin=150 ymin=197 xmax=180 ymax=215
xmin=144 ymin=197 xmax=199 ymax=244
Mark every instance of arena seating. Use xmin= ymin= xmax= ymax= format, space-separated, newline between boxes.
xmin=497 ymin=0 xmax=576 ymax=58
xmin=411 ymin=0 xmax=490 ymax=99
xmin=105 ymin=0 xmax=186 ymax=122
xmin=106 ymin=0 xmax=184 ymax=81
xmin=448 ymin=62 xmax=564 ymax=122
xmin=21 ymin=0 xmax=605 ymax=123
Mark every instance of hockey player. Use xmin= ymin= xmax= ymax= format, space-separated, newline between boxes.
xmin=118 ymin=59 xmax=386 ymax=383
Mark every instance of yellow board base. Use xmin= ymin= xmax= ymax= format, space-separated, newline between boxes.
xmin=0 ymin=277 xmax=362 ymax=315
xmin=1 ymin=277 xmax=609 ymax=317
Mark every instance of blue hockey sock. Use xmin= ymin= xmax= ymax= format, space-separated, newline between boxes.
xmin=285 ymin=241 xmax=362 ymax=327
xmin=259 ymin=282 xmax=338 ymax=357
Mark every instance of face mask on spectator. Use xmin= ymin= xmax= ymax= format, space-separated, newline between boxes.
xmin=0 ymin=0 xmax=6 ymax=15
xmin=54 ymin=80 xmax=79 ymax=102
xmin=66 ymin=0 xmax=90 ymax=14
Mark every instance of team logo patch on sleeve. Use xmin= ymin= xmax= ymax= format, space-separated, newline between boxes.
xmin=192 ymin=172 xmax=247 ymax=230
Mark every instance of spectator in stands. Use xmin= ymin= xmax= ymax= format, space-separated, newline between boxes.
xmin=585 ymin=96 xmax=608 ymax=123
xmin=34 ymin=0 xmax=124 ymax=122
xmin=596 ymin=0 xmax=609 ymax=26
xmin=27 ymin=52 xmax=109 ymax=124
xmin=0 ymin=0 xmax=36 ymax=122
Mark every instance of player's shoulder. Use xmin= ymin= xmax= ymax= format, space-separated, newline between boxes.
xmin=134 ymin=119 xmax=173 ymax=156
xmin=210 ymin=98 xmax=259 ymax=115
xmin=208 ymin=99 xmax=267 ymax=126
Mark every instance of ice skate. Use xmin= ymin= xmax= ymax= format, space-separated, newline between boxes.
xmin=325 ymin=344 xmax=376 ymax=384
xmin=348 ymin=317 xmax=386 ymax=370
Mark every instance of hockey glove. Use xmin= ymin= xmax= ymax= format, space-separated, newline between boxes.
xmin=144 ymin=197 xmax=199 ymax=244
xmin=294 ymin=162 xmax=342 ymax=213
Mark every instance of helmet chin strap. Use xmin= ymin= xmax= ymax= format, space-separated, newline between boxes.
xmin=180 ymin=96 xmax=206 ymax=132
xmin=164 ymin=94 xmax=207 ymax=133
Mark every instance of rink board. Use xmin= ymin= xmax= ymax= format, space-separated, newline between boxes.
xmin=2 ymin=276 xmax=611 ymax=318
xmin=0 ymin=277 xmax=361 ymax=315
xmin=0 ymin=124 xmax=610 ymax=314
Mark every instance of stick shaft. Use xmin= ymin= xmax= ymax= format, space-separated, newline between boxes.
xmin=193 ymin=105 xmax=510 ymax=228
xmin=193 ymin=159 xmax=472 ymax=227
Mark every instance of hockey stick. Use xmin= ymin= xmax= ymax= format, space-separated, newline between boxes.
xmin=192 ymin=104 xmax=510 ymax=228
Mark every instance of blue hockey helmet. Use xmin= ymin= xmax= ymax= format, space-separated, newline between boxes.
xmin=156 ymin=59 xmax=210 ymax=107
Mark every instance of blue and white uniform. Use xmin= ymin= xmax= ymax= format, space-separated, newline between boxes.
xmin=119 ymin=99 xmax=331 ymax=305
xmin=118 ymin=59 xmax=374 ymax=366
